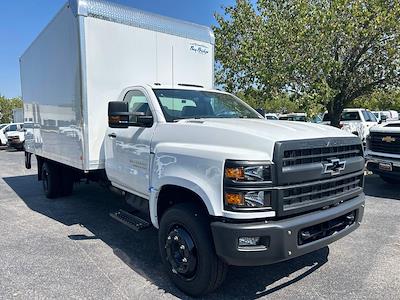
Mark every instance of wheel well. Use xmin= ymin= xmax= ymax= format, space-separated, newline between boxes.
xmin=157 ymin=185 xmax=209 ymax=221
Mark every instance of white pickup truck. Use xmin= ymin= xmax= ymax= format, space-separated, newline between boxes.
xmin=0 ymin=123 xmax=24 ymax=148
xmin=322 ymin=108 xmax=379 ymax=143
xmin=21 ymin=0 xmax=365 ymax=296
xmin=366 ymin=122 xmax=400 ymax=183
xmin=6 ymin=126 xmax=25 ymax=150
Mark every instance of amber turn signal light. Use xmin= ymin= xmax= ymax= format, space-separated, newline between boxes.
xmin=225 ymin=167 xmax=245 ymax=180
xmin=225 ymin=193 xmax=244 ymax=206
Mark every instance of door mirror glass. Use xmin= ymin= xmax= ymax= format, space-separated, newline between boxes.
xmin=108 ymin=101 xmax=129 ymax=128
xmin=137 ymin=114 xmax=154 ymax=127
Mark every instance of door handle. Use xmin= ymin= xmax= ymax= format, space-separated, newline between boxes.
xmin=108 ymin=133 xmax=117 ymax=138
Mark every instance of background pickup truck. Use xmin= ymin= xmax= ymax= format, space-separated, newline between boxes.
xmin=366 ymin=122 xmax=400 ymax=184
xmin=322 ymin=108 xmax=379 ymax=143
xmin=0 ymin=123 xmax=24 ymax=148
xmin=6 ymin=126 xmax=25 ymax=150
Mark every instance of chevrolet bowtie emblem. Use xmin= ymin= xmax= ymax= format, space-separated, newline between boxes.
xmin=323 ymin=159 xmax=346 ymax=176
xmin=382 ymin=136 xmax=396 ymax=143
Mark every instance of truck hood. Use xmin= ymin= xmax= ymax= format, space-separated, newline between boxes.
xmin=178 ymin=118 xmax=353 ymax=141
xmin=370 ymin=121 xmax=400 ymax=133
xmin=6 ymin=131 xmax=24 ymax=138
xmin=153 ymin=118 xmax=356 ymax=162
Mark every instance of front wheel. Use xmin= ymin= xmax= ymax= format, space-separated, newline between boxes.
xmin=158 ymin=203 xmax=228 ymax=297
xmin=380 ymin=175 xmax=400 ymax=184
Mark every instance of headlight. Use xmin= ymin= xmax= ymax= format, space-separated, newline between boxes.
xmin=224 ymin=162 xmax=272 ymax=182
xmin=224 ymin=160 xmax=273 ymax=211
xmin=225 ymin=190 xmax=272 ymax=208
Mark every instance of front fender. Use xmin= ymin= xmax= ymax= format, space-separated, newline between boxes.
xmin=149 ymin=150 xmax=224 ymax=228
xmin=150 ymin=176 xmax=218 ymax=228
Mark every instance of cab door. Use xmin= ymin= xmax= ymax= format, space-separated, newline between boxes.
xmin=105 ymin=89 xmax=156 ymax=198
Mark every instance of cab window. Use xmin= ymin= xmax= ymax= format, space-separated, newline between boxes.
xmin=362 ymin=111 xmax=377 ymax=122
xmin=8 ymin=124 xmax=17 ymax=131
xmin=341 ymin=111 xmax=361 ymax=121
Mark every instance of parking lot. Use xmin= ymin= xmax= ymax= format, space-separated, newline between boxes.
xmin=0 ymin=149 xmax=399 ymax=299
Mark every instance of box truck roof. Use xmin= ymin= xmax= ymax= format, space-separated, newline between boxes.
xmin=69 ymin=0 xmax=214 ymax=44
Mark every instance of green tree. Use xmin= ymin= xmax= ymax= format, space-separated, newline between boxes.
xmin=0 ymin=95 xmax=23 ymax=123
xmin=214 ymin=0 xmax=400 ymax=126
xmin=351 ymin=88 xmax=400 ymax=111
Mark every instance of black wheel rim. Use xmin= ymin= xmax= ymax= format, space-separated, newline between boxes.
xmin=165 ymin=225 xmax=198 ymax=281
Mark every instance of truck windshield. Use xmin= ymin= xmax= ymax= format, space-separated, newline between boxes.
xmin=362 ymin=111 xmax=377 ymax=122
xmin=153 ymin=89 xmax=261 ymax=122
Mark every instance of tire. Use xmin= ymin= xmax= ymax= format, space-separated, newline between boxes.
xmin=158 ymin=203 xmax=228 ymax=297
xmin=41 ymin=162 xmax=61 ymax=199
xmin=380 ymin=175 xmax=400 ymax=185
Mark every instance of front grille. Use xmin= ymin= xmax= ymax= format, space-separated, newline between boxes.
xmin=282 ymin=173 xmax=363 ymax=211
xmin=8 ymin=137 xmax=20 ymax=142
xmin=283 ymin=144 xmax=362 ymax=167
xmin=369 ymin=132 xmax=400 ymax=154
xmin=298 ymin=210 xmax=356 ymax=245
xmin=273 ymin=137 xmax=364 ymax=216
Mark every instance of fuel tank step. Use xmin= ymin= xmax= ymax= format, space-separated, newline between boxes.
xmin=110 ymin=209 xmax=150 ymax=231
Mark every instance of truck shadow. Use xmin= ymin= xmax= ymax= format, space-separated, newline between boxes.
xmin=4 ymin=175 xmax=329 ymax=300
xmin=364 ymin=175 xmax=400 ymax=200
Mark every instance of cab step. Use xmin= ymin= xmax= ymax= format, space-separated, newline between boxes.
xmin=110 ymin=209 xmax=150 ymax=231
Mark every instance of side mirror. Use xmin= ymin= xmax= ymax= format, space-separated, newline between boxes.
xmin=381 ymin=115 xmax=387 ymax=122
xmin=108 ymin=101 xmax=154 ymax=128
xmin=108 ymin=101 xmax=129 ymax=128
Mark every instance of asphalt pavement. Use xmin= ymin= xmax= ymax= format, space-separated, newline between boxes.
xmin=0 ymin=149 xmax=399 ymax=299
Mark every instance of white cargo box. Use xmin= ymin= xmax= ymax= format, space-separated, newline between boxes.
xmin=21 ymin=0 xmax=214 ymax=171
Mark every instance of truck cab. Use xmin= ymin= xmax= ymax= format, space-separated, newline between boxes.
xmin=105 ymin=83 xmax=365 ymax=293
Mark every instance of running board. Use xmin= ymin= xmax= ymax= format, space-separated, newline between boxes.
xmin=110 ymin=209 xmax=150 ymax=231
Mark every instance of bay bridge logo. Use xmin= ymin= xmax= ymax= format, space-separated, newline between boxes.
xmin=190 ymin=43 xmax=209 ymax=55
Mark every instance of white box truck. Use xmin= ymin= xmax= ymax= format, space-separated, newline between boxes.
xmin=21 ymin=0 xmax=365 ymax=296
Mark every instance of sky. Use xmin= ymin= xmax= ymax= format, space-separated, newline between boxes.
xmin=0 ymin=0 xmax=234 ymax=98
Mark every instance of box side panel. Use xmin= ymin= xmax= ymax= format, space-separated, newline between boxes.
xmin=20 ymin=6 xmax=85 ymax=170
xmin=84 ymin=17 xmax=214 ymax=168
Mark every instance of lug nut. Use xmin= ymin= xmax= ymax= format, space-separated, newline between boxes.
xmin=287 ymin=230 xmax=292 ymax=235
xmin=174 ymin=236 xmax=179 ymax=241
xmin=180 ymin=245 xmax=185 ymax=250
xmin=182 ymin=258 xmax=187 ymax=263
xmin=167 ymin=236 xmax=171 ymax=240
